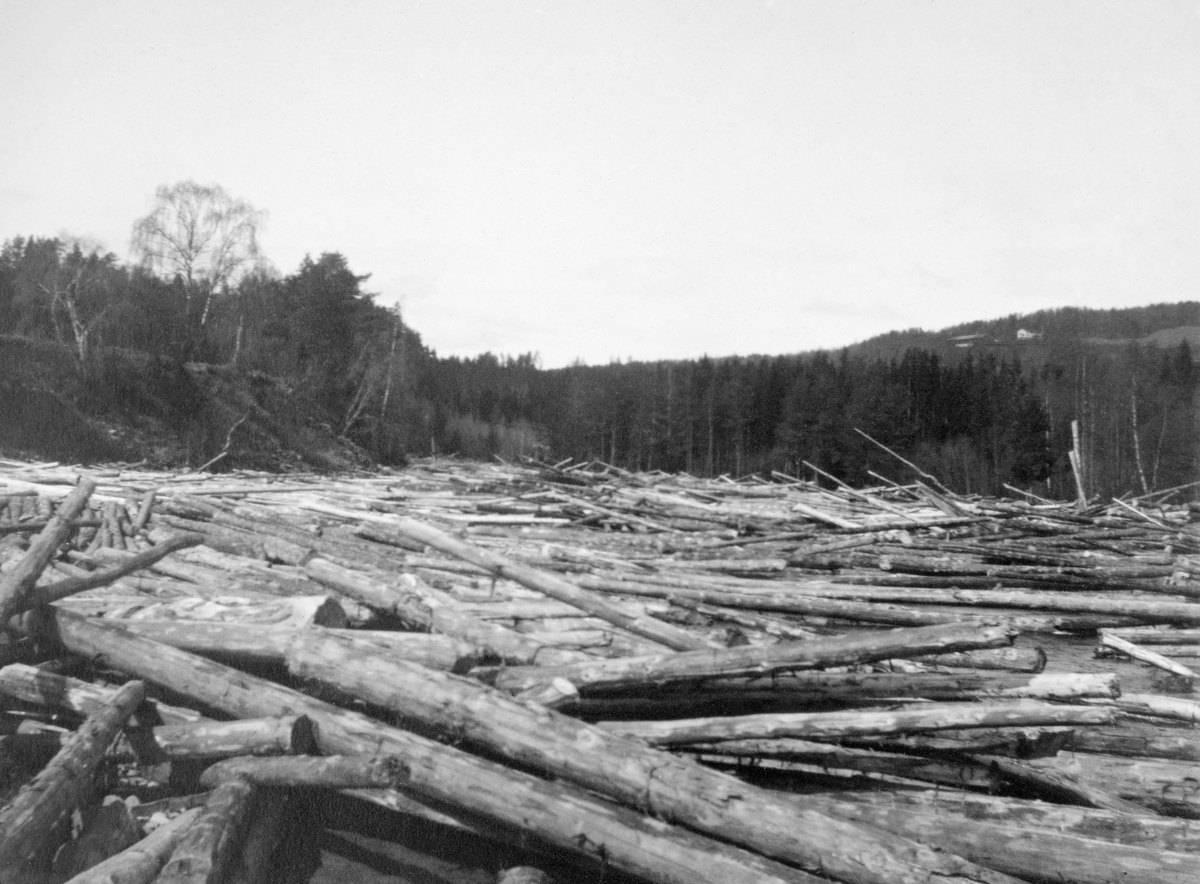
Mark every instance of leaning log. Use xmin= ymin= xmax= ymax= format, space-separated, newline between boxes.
xmin=0 ymin=678 xmax=145 ymax=871
xmin=62 ymin=807 xmax=202 ymax=884
xmin=155 ymin=777 xmax=256 ymax=884
xmin=44 ymin=612 xmax=1022 ymax=884
xmin=387 ymin=516 xmax=719 ymax=651
xmin=0 ymin=477 xmax=96 ymax=627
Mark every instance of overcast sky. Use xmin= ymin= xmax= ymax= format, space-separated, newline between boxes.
xmin=3 ymin=1 xmax=1200 ymax=367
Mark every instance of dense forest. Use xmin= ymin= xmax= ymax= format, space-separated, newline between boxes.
xmin=2 ymin=182 xmax=1198 ymax=502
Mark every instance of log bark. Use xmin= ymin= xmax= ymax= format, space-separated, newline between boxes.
xmin=601 ymin=700 xmax=1114 ymax=746
xmin=387 ymin=516 xmax=719 ymax=651
xmin=0 ymin=662 xmax=203 ymax=726
xmin=111 ymin=619 xmax=481 ymax=673
xmin=0 ymin=477 xmax=96 ymax=628
xmin=495 ymin=619 xmax=1018 ymax=697
xmin=807 ymin=793 xmax=1198 ymax=884
xmin=0 ymin=678 xmax=145 ymax=871
xmin=44 ymin=611 xmax=1023 ymax=884
xmin=61 ymin=807 xmax=202 ymax=884
xmin=155 ymin=777 xmax=256 ymax=884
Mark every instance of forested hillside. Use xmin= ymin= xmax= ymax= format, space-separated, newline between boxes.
xmin=3 ymin=182 xmax=1197 ymax=501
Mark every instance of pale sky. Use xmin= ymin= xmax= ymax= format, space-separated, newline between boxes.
xmin=3 ymin=1 xmax=1200 ymax=367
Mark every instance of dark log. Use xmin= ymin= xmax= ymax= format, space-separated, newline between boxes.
xmin=155 ymin=777 xmax=256 ymax=884
xmin=61 ymin=806 xmax=202 ymax=884
xmin=0 ymin=679 xmax=144 ymax=870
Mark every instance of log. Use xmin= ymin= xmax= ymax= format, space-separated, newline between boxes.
xmin=1098 ymin=633 xmax=1198 ymax=680
xmin=145 ymin=716 xmax=317 ymax=760
xmin=387 ymin=516 xmax=719 ymax=651
xmin=1031 ymin=752 xmax=1200 ymax=818
xmin=43 ymin=612 xmax=1023 ymax=884
xmin=61 ymin=807 xmax=202 ymax=884
xmin=18 ymin=532 xmax=205 ymax=613
xmin=601 ymin=700 xmax=1115 ymax=746
xmin=305 ymin=557 xmax=589 ymax=666
xmin=0 ymin=679 xmax=145 ymax=870
xmin=155 ymin=776 xmax=256 ymax=884
xmin=0 ymin=663 xmax=204 ymax=726
xmin=111 ymin=619 xmax=481 ymax=673
xmin=52 ymin=799 xmax=143 ymax=878
xmin=808 ymin=792 xmax=1198 ymax=884
xmin=494 ymin=619 xmax=1018 ymax=697
xmin=0 ymin=477 xmax=96 ymax=628
xmin=823 ymin=789 xmax=1200 ymax=852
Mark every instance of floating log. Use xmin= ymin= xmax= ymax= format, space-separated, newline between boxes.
xmin=387 ymin=516 xmax=719 ymax=651
xmin=494 ymin=619 xmax=1018 ymax=698
xmin=601 ymin=700 xmax=1115 ymax=746
xmin=0 ymin=678 xmax=145 ymax=871
xmin=1098 ymin=633 xmax=1198 ymax=680
xmin=305 ymin=557 xmax=589 ymax=666
xmin=46 ymin=612 xmax=1023 ymax=884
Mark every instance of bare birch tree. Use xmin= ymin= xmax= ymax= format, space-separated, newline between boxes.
xmin=130 ymin=181 xmax=265 ymax=329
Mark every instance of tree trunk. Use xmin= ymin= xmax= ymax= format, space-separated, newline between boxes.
xmin=61 ymin=807 xmax=202 ymax=884
xmin=156 ymin=777 xmax=255 ymax=884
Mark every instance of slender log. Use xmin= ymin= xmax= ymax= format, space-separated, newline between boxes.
xmin=0 ymin=679 xmax=145 ymax=870
xmin=155 ymin=776 xmax=256 ymax=884
xmin=1100 ymin=626 xmax=1200 ymax=644
xmin=1094 ymin=693 xmax=1200 ymax=723
xmin=495 ymin=619 xmax=1018 ymax=697
xmin=387 ymin=516 xmax=718 ymax=651
xmin=44 ymin=612 xmax=1022 ymax=884
xmin=305 ymin=557 xmax=588 ymax=665
xmin=0 ymin=477 xmax=96 ymax=628
xmin=19 ymin=533 xmax=205 ymax=613
xmin=497 ymin=869 xmax=554 ymax=884
xmin=61 ymin=807 xmax=202 ymax=884
xmin=602 ymin=700 xmax=1115 ymax=746
xmin=1066 ymin=718 xmax=1200 ymax=761
xmin=1098 ymin=633 xmax=1198 ymax=680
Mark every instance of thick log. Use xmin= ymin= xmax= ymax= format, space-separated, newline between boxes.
xmin=112 ymin=619 xmax=480 ymax=672
xmin=147 ymin=716 xmax=316 ymax=760
xmin=905 ymin=647 xmax=1046 ymax=672
xmin=495 ymin=619 xmax=1018 ymax=697
xmin=305 ymin=557 xmax=588 ymax=665
xmin=1095 ymin=693 xmax=1200 ymax=723
xmin=0 ymin=663 xmax=204 ymax=726
xmin=387 ymin=516 xmax=718 ymax=651
xmin=61 ymin=807 xmax=202 ymax=884
xmin=0 ymin=679 xmax=145 ymax=870
xmin=0 ymin=477 xmax=96 ymax=627
xmin=1033 ymin=752 xmax=1200 ymax=818
xmin=45 ymin=612 xmax=1022 ymax=884
xmin=155 ymin=777 xmax=256 ymax=884
xmin=601 ymin=700 xmax=1115 ymax=746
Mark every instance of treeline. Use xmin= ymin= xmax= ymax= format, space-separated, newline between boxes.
xmin=2 ymin=180 xmax=1196 ymax=499
xmin=0 ymin=234 xmax=435 ymax=464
